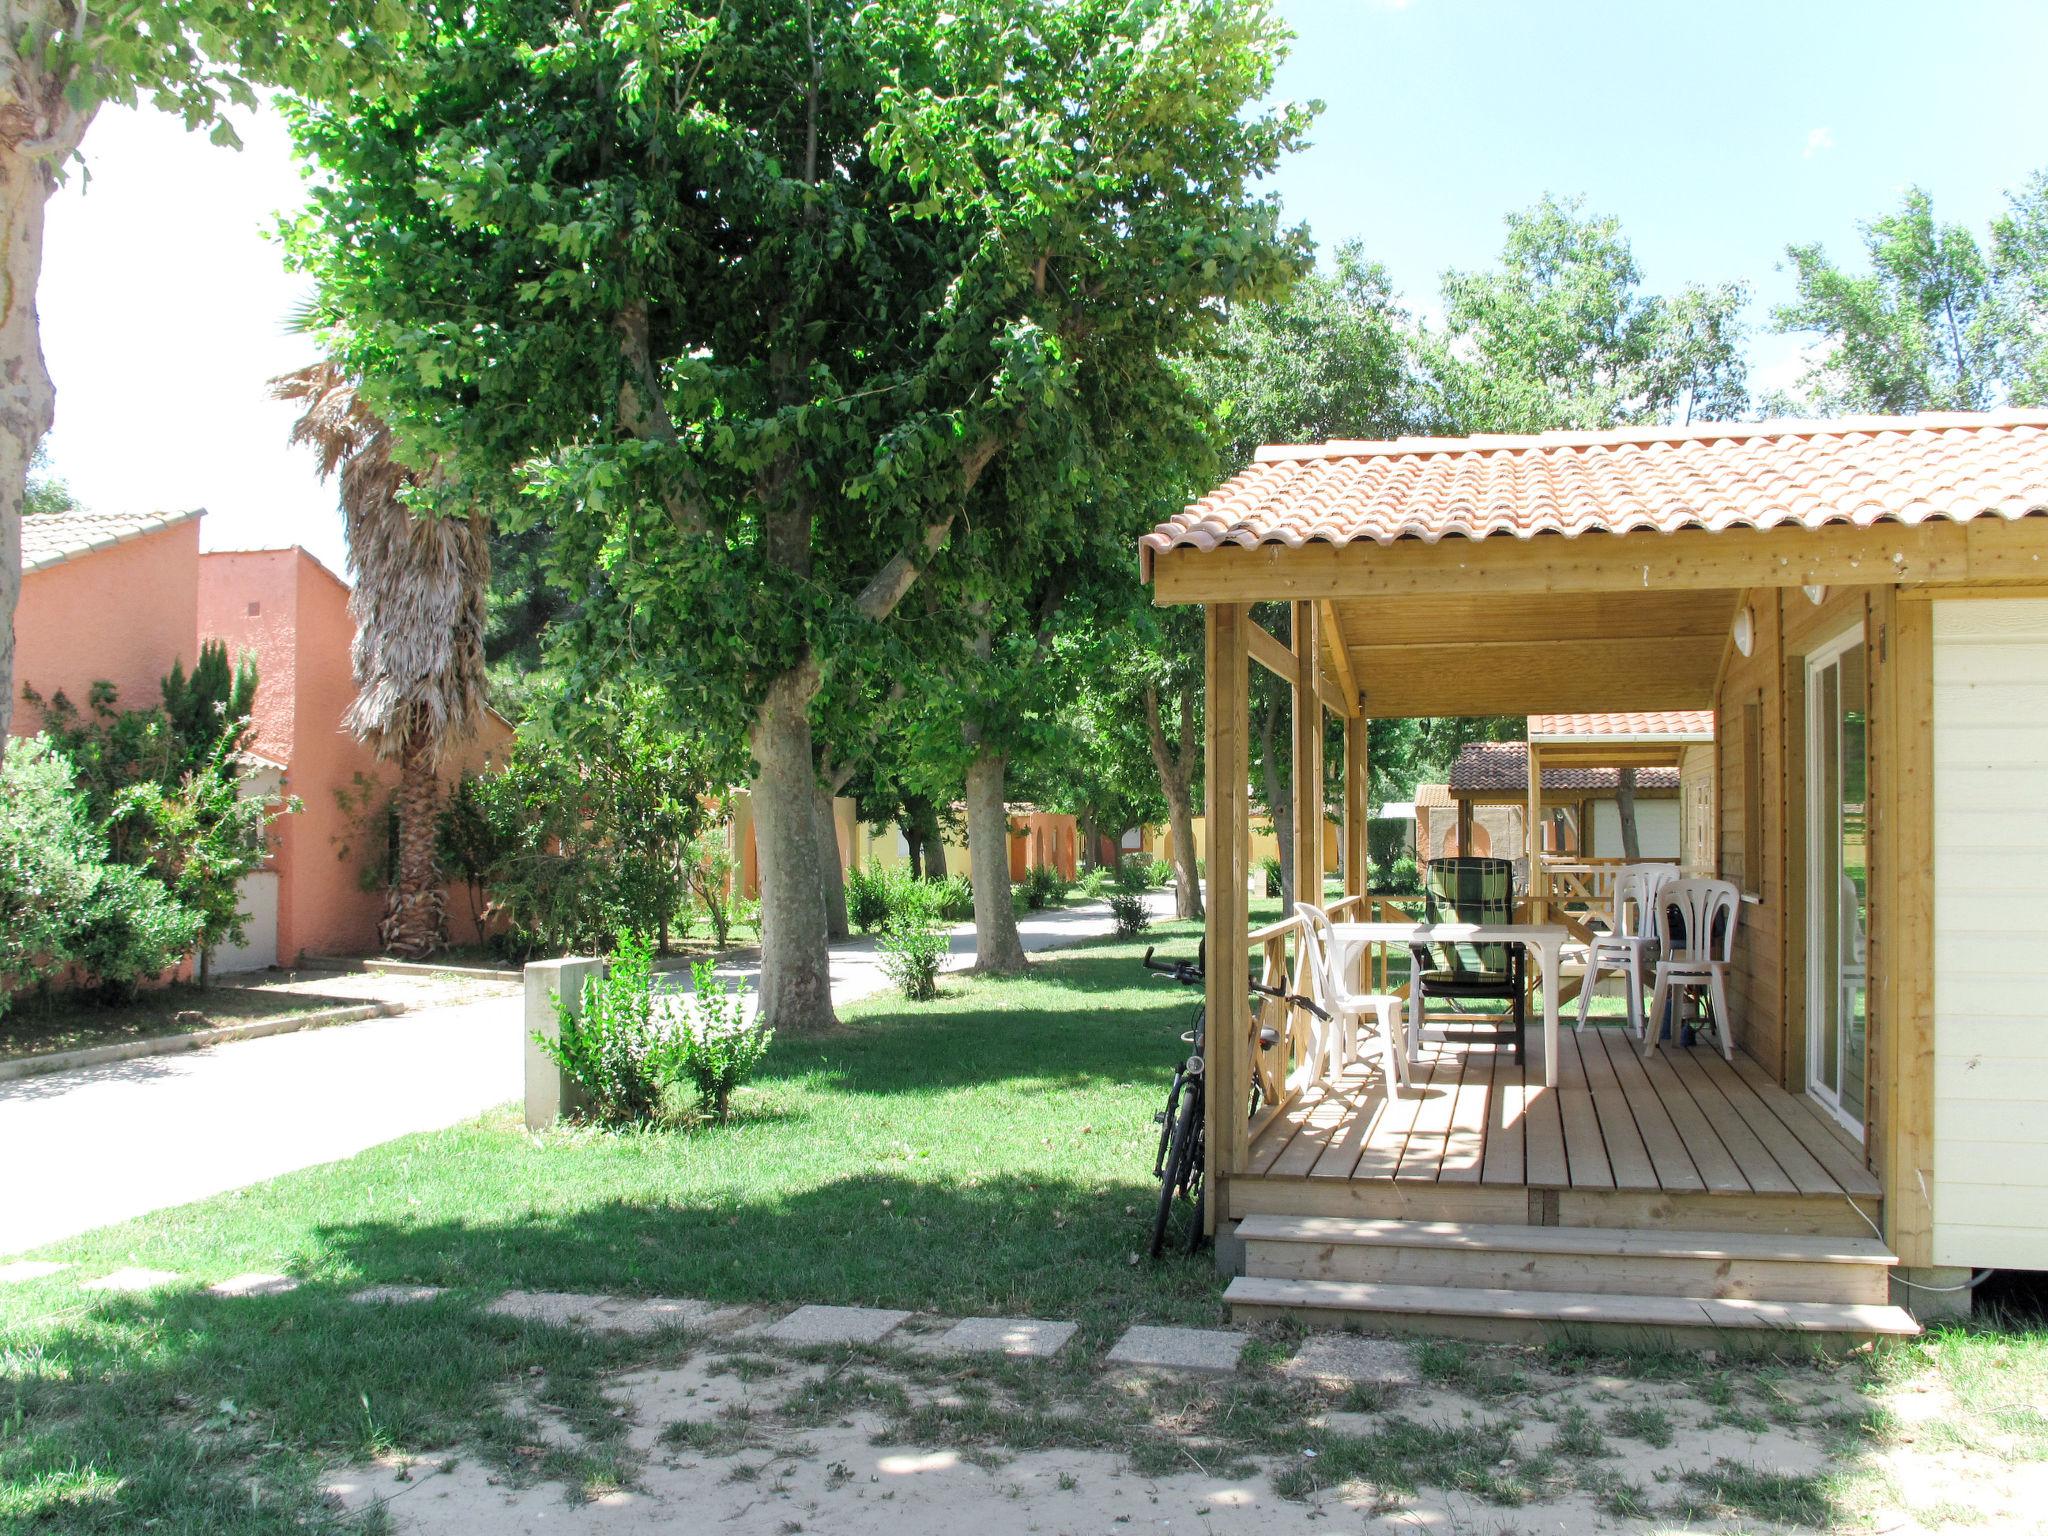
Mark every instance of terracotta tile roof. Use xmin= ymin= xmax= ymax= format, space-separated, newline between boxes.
xmin=1413 ymin=782 xmax=1455 ymax=810
xmin=1142 ymin=412 xmax=2048 ymax=562
xmin=23 ymin=507 xmax=202 ymax=573
xmin=1449 ymin=741 xmax=1681 ymax=795
xmin=1527 ymin=711 xmax=1714 ymax=740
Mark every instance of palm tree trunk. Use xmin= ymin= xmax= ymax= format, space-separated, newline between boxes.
xmin=383 ymin=738 xmax=448 ymax=959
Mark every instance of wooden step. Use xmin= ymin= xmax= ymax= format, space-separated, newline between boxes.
xmin=1225 ymin=1275 xmax=1921 ymax=1348
xmin=1238 ymin=1215 xmax=1897 ymax=1304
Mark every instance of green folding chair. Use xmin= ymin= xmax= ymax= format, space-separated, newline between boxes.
xmin=1407 ymin=856 xmax=1527 ymax=1063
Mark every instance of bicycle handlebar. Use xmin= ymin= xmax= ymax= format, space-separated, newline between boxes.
xmin=1143 ymin=948 xmax=1330 ymax=1022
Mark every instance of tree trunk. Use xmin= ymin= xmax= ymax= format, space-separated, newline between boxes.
xmin=750 ymin=664 xmax=838 ymax=1032
xmin=1258 ymin=690 xmax=1292 ymax=903
xmin=816 ymin=784 xmax=849 ymax=942
xmin=0 ymin=98 xmax=88 ymax=762
xmin=1141 ymin=683 xmax=1203 ymax=920
xmin=1616 ymin=766 xmax=1642 ymax=862
xmin=382 ymin=739 xmax=448 ymax=959
xmin=904 ymin=822 xmax=924 ymax=881
xmin=963 ymin=733 xmax=1027 ymax=973
xmin=924 ymin=813 xmax=948 ymax=878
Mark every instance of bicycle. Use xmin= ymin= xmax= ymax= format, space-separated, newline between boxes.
xmin=1142 ymin=944 xmax=1329 ymax=1258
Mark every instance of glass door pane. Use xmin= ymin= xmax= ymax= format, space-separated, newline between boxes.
xmin=1807 ymin=630 xmax=1868 ymax=1136
xmin=1839 ymin=647 xmax=1868 ymax=1123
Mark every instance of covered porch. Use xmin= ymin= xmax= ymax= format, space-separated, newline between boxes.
xmin=1143 ymin=417 xmax=2048 ymax=1342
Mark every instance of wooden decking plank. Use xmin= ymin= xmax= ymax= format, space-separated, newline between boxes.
xmin=1551 ymin=1029 xmax=1615 ymax=1191
xmin=1350 ymin=1050 xmax=1430 ymax=1181
xmin=1634 ymin=1042 xmax=1752 ymax=1194
xmin=1690 ymin=1049 xmax=1840 ymax=1196
xmin=1480 ymin=1044 xmax=1527 ymax=1185
xmin=1267 ymin=1080 xmax=1369 ymax=1178
xmin=1660 ymin=1046 xmax=1802 ymax=1195
xmin=1574 ymin=1027 xmax=1660 ymax=1192
xmin=1246 ymin=1092 xmax=1318 ymax=1177
xmin=1437 ymin=1047 xmax=1492 ymax=1184
xmin=1393 ymin=1048 xmax=1461 ymax=1183
xmin=1727 ymin=1053 xmax=1883 ymax=1198
xmin=1521 ymin=1039 xmax=1570 ymax=1187
xmin=1307 ymin=1066 xmax=1386 ymax=1180
xmin=1587 ymin=1028 xmax=1706 ymax=1194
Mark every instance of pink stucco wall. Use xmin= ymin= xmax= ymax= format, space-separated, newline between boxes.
xmin=13 ymin=517 xmax=200 ymax=732
xmin=198 ymin=549 xmax=513 ymax=961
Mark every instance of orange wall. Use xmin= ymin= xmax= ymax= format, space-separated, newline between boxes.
xmin=13 ymin=518 xmax=200 ymax=732
xmin=199 ymin=549 xmax=512 ymax=961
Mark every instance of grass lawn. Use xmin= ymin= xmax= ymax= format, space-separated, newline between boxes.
xmin=0 ymin=916 xmax=1225 ymax=1531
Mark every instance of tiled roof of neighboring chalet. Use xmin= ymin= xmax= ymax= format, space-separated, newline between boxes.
xmin=23 ymin=507 xmax=202 ymax=573
xmin=1527 ymin=711 xmax=1714 ymax=740
xmin=1413 ymin=783 xmax=1455 ymax=810
xmin=1449 ymin=741 xmax=1681 ymax=796
xmin=1140 ymin=412 xmax=2048 ymax=564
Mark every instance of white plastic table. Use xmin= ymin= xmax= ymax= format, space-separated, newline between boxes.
xmin=1326 ymin=921 xmax=1571 ymax=1087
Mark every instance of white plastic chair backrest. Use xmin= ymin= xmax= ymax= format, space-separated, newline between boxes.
xmin=1292 ymin=903 xmax=1337 ymax=1006
xmin=1654 ymin=878 xmax=1740 ymax=965
xmin=1612 ymin=863 xmax=1681 ymax=940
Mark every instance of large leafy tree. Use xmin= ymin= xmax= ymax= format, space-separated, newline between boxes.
xmin=272 ymin=361 xmax=490 ymax=959
xmin=1421 ymin=193 xmax=1750 ymax=432
xmin=283 ymin=0 xmax=1309 ymax=1031
xmin=0 ymin=0 xmax=409 ymax=760
xmin=1772 ymin=176 xmax=2048 ymax=414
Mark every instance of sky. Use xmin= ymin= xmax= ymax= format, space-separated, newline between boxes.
xmin=36 ymin=0 xmax=2048 ymax=576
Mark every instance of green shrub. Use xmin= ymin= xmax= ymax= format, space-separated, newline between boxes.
xmin=1261 ymin=854 xmax=1284 ymax=897
xmin=70 ymin=863 xmax=205 ymax=1004
xmin=1112 ymin=854 xmax=1153 ymax=894
xmin=877 ymin=882 xmax=947 ymax=1001
xmin=0 ymin=738 xmax=105 ymax=1010
xmin=845 ymin=863 xmax=894 ymax=934
xmin=1367 ymin=816 xmax=1412 ymax=871
xmin=1074 ymin=866 xmax=1112 ymax=899
xmin=926 ymin=873 xmax=974 ymax=923
xmin=1372 ymin=855 xmax=1422 ymax=895
xmin=1107 ymin=887 xmax=1151 ymax=938
xmin=1145 ymin=856 xmax=1175 ymax=888
xmin=537 ymin=932 xmax=689 ymax=1126
xmin=685 ymin=830 xmax=744 ymax=948
xmin=1021 ymin=862 xmax=1069 ymax=910
xmin=679 ymin=959 xmax=772 ymax=1122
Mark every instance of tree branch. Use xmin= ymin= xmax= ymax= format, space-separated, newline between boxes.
xmin=612 ymin=301 xmax=708 ymax=536
xmin=851 ymin=430 xmax=1007 ymax=624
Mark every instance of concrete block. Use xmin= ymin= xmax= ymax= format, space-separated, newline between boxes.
xmin=1105 ymin=1324 xmax=1248 ymax=1375
xmin=756 ymin=1304 xmax=911 ymax=1346
xmin=350 ymin=1284 xmax=446 ymax=1306
xmin=486 ymin=1289 xmax=738 ymax=1335
xmin=0 ymin=1261 xmax=68 ymax=1285
xmin=934 ymin=1316 xmax=1077 ymax=1358
xmin=1890 ymin=1265 xmax=1977 ymax=1324
xmin=81 ymin=1267 xmax=182 ymax=1293
xmin=209 ymin=1272 xmax=300 ymax=1298
xmin=524 ymin=956 xmax=606 ymax=1130
xmin=1281 ymin=1333 xmax=1419 ymax=1388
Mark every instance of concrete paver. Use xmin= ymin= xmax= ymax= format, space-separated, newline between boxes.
xmin=351 ymin=1284 xmax=447 ymax=1306
xmin=1280 ymin=1332 xmax=1419 ymax=1387
xmin=756 ymin=1304 xmax=911 ymax=1346
xmin=81 ymin=1266 xmax=182 ymax=1293
xmin=933 ymin=1316 xmax=1077 ymax=1358
xmin=0 ymin=1260 xmax=68 ymax=1284
xmin=487 ymin=1290 xmax=739 ymax=1334
xmin=209 ymin=1272 xmax=300 ymax=1298
xmin=1104 ymin=1324 xmax=1248 ymax=1375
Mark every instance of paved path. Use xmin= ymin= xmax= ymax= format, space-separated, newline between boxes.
xmin=0 ymin=894 xmax=1177 ymax=1256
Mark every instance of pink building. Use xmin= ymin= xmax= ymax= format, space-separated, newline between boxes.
xmin=12 ymin=512 xmax=511 ymax=969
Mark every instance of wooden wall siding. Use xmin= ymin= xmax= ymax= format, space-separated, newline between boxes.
xmin=1680 ymin=744 xmax=1717 ymax=873
xmin=1877 ymin=590 xmax=1933 ymax=1265
xmin=1717 ymin=590 xmax=1786 ymax=1083
xmin=1929 ymin=598 xmax=2048 ymax=1270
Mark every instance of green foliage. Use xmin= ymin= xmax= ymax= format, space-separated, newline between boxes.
xmin=1020 ymin=863 xmax=1070 ymax=911
xmin=680 ymin=959 xmax=773 ymax=1122
xmin=1261 ymin=854 xmax=1284 ymax=898
xmin=928 ymin=874 xmax=975 ymax=924
xmin=1106 ymin=887 xmax=1152 ymax=938
xmin=23 ymin=443 xmax=78 ymax=518
xmin=1074 ymin=865 xmax=1112 ymax=899
xmin=1144 ymin=857 xmax=1175 ymax=889
xmin=845 ymin=864 xmax=896 ymax=937
xmin=684 ymin=827 xmax=744 ymax=950
xmin=1420 ymin=193 xmax=1750 ymax=431
xmin=1372 ymin=856 xmax=1421 ymax=896
xmin=68 ymin=863 xmax=206 ymax=1005
xmin=1772 ymin=173 xmax=2048 ymax=413
xmin=0 ymin=738 xmax=107 ymax=1009
xmin=538 ymin=933 xmax=689 ymax=1127
xmin=1367 ymin=817 xmax=1411 ymax=871
xmin=877 ymin=883 xmax=948 ymax=1002
xmin=849 ymin=864 xmax=972 ymax=935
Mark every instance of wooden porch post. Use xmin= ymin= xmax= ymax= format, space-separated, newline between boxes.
xmin=1526 ymin=741 xmax=1546 ymax=919
xmin=1456 ymin=796 xmax=1473 ymax=858
xmin=1203 ymin=603 xmax=1251 ymax=1234
xmin=1290 ymin=600 xmax=1325 ymax=910
xmin=1344 ymin=711 xmax=1370 ymax=897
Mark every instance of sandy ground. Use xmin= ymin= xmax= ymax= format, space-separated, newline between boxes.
xmin=321 ymin=1326 xmax=2044 ymax=1536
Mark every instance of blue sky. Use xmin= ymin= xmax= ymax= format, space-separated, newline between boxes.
xmin=36 ymin=0 xmax=2048 ymax=569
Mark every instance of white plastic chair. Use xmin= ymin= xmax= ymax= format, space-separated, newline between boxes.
xmin=1574 ymin=862 xmax=1680 ymax=1041
xmin=1294 ymin=903 xmax=1407 ymax=1096
xmin=1640 ymin=878 xmax=1742 ymax=1060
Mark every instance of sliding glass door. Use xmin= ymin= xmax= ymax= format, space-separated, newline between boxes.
xmin=1806 ymin=624 xmax=1869 ymax=1136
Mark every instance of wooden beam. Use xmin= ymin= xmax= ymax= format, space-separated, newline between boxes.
xmin=1246 ymin=619 xmax=1293 ymax=682
xmin=1291 ymin=600 xmax=1325 ymax=911
xmin=1150 ymin=518 xmax=2048 ymax=606
xmin=1526 ymin=742 xmax=1546 ymax=920
xmin=1204 ymin=603 xmax=1253 ymax=1220
xmin=1880 ymin=594 xmax=1936 ymax=1267
xmin=1344 ymin=711 xmax=1370 ymax=898
xmin=1319 ymin=598 xmax=1361 ymax=715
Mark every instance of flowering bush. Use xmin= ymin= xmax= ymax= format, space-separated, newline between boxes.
xmin=536 ymin=932 xmax=689 ymax=1125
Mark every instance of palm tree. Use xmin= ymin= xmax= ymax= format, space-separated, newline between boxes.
xmin=271 ymin=362 xmax=491 ymax=959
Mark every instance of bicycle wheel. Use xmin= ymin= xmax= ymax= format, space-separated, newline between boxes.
xmin=1149 ymin=1078 xmax=1204 ymax=1258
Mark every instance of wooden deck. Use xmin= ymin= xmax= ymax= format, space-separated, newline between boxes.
xmin=1236 ymin=1028 xmax=1881 ymax=1234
